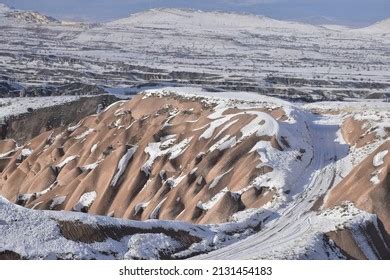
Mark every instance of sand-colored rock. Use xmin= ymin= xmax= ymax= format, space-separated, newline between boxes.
xmin=0 ymin=93 xmax=293 ymax=224
xmin=341 ymin=116 xmax=376 ymax=148
xmin=325 ymin=141 xmax=390 ymax=231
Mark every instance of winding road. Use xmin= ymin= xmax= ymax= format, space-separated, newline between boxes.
xmin=194 ymin=112 xmax=348 ymax=259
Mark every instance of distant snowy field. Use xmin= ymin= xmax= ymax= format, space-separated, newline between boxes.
xmin=0 ymin=6 xmax=389 ymax=100
xmin=0 ymin=96 xmax=80 ymax=122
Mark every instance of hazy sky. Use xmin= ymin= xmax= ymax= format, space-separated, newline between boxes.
xmin=1 ymin=0 xmax=389 ymax=26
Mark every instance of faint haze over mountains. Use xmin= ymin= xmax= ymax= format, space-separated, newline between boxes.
xmin=0 ymin=0 xmax=389 ymax=26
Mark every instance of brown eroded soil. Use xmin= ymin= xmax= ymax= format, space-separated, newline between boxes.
xmin=0 ymin=94 xmax=288 ymax=224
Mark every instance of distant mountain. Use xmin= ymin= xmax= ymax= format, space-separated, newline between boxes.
xmin=6 ymin=11 xmax=59 ymax=24
xmin=0 ymin=3 xmax=58 ymax=24
xmin=108 ymin=8 xmax=321 ymax=33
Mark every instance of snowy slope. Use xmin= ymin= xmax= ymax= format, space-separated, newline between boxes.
xmin=357 ymin=19 xmax=390 ymax=34
xmin=1 ymin=88 xmax=389 ymax=259
xmin=109 ymin=8 xmax=321 ymax=33
xmin=0 ymin=3 xmax=58 ymax=25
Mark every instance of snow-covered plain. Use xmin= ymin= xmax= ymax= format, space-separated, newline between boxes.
xmin=0 ymin=96 xmax=80 ymax=123
xmin=0 ymin=7 xmax=389 ymax=100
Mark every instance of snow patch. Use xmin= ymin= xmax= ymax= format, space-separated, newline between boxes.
xmin=124 ymin=233 xmax=182 ymax=260
xmin=198 ymin=187 xmax=229 ymax=210
xmin=73 ymin=191 xmax=97 ymax=212
xmin=111 ymin=146 xmax=138 ymax=187
xmin=50 ymin=196 xmax=66 ymax=209
xmin=373 ymin=150 xmax=388 ymax=167
xmin=74 ymin=128 xmax=94 ymax=140
xmin=55 ymin=155 xmax=79 ymax=169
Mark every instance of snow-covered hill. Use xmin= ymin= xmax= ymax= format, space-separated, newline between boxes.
xmin=109 ymin=8 xmax=321 ymax=33
xmin=0 ymin=3 xmax=58 ymax=25
xmin=357 ymin=19 xmax=390 ymax=34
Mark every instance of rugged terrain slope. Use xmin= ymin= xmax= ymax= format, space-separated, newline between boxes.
xmin=0 ymin=88 xmax=389 ymax=259
xmin=0 ymin=88 xmax=306 ymax=224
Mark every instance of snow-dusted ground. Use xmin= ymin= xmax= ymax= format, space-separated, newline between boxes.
xmin=0 ymin=96 xmax=80 ymax=123
xmin=0 ymin=7 xmax=389 ymax=100
xmin=0 ymin=195 xmax=220 ymax=260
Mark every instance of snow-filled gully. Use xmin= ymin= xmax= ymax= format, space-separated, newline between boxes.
xmin=195 ymin=113 xmax=349 ymax=259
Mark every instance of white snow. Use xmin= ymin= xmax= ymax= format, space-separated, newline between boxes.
xmin=17 ymin=182 xmax=58 ymax=205
xmin=141 ymin=138 xmax=192 ymax=175
xmin=240 ymin=112 xmax=279 ymax=139
xmin=67 ymin=123 xmax=81 ymax=132
xmin=208 ymin=169 xmax=232 ymax=190
xmin=80 ymin=160 xmax=102 ymax=171
xmin=50 ymin=196 xmax=66 ymax=209
xmin=73 ymin=191 xmax=97 ymax=212
xmin=357 ymin=19 xmax=390 ymax=34
xmin=124 ymin=233 xmax=182 ymax=260
xmin=90 ymin=143 xmax=99 ymax=154
xmin=199 ymin=117 xmax=234 ymax=140
xmin=209 ymin=135 xmax=236 ymax=152
xmin=0 ymin=96 xmax=80 ymax=123
xmin=370 ymin=175 xmax=381 ymax=185
xmin=20 ymin=148 xmax=32 ymax=157
xmin=55 ymin=155 xmax=79 ymax=169
xmin=198 ymin=187 xmax=229 ymax=211
xmin=0 ymin=195 xmax=219 ymax=260
xmin=0 ymin=148 xmax=18 ymax=158
xmin=373 ymin=150 xmax=388 ymax=167
xmin=149 ymin=198 xmax=167 ymax=219
xmin=111 ymin=146 xmax=138 ymax=187
xmin=168 ymin=138 xmax=192 ymax=160
xmin=165 ymin=175 xmax=186 ymax=189
xmin=74 ymin=128 xmax=94 ymax=140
